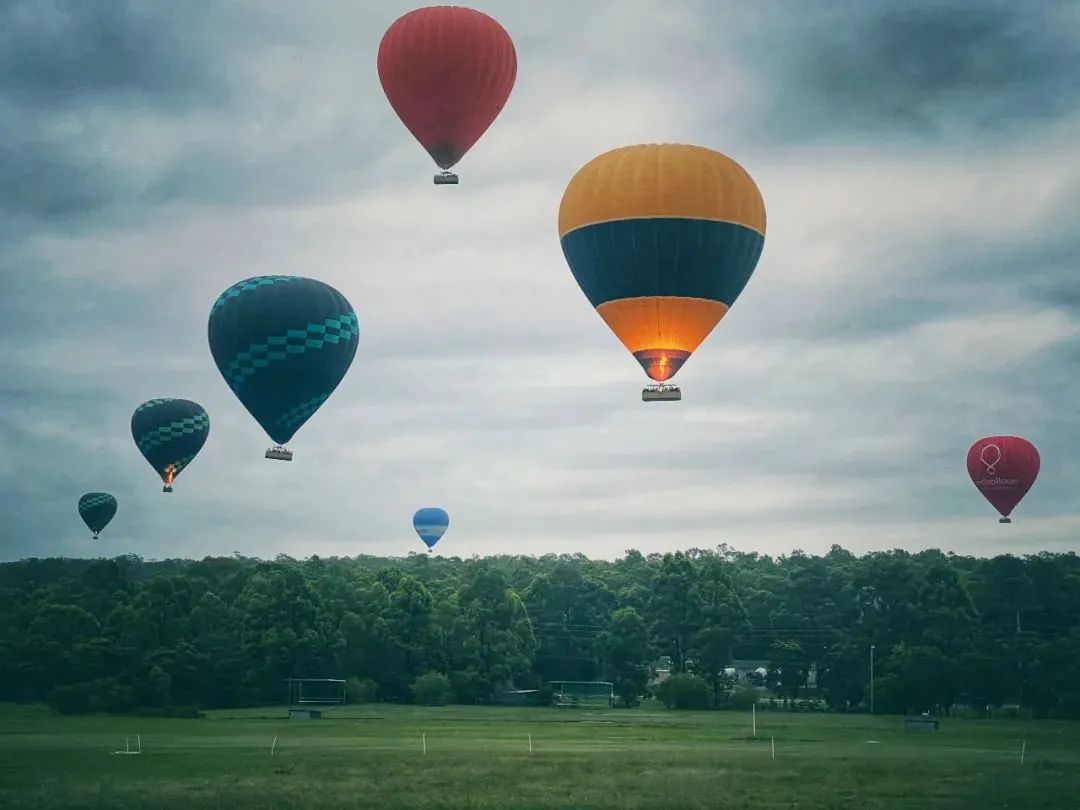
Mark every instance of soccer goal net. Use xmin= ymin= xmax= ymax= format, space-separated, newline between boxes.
xmin=550 ymin=680 xmax=614 ymax=707
xmin=285 ymin=678 xmax=347 ymax=706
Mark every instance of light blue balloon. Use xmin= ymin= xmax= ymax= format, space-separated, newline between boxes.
xmin=412 ymin=507 xmax=449 ymax=550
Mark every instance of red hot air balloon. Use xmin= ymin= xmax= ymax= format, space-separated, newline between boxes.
xmin=377 ymin=6 xmax=517 ymax=185
xmin=966 ymin=436 xmax=1040 ymax=523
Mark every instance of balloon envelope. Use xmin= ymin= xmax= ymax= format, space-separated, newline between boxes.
xmin=78 ymin=492 xmax=117 ymax=537
xmin=131 ymin=398 xmax=209 ymax=487
xmin=966 ymin=436 xmax=1040 ymax=519
xmin=558 ymin=144 xmax=766 ymax=382
xmin=378 ymin=6 xmax=516 ymax=170
xmin=208 ymin=276 xmax=358 ymax=446
xmin=413 ymin=507 xmax=449 ymax=549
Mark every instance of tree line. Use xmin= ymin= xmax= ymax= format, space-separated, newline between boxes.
xmin=1 ymin=545 xmax=1078 ymax=718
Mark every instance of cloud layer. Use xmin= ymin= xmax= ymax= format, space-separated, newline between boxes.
xmin=2 ymin=0 xmax=1078 ymax=561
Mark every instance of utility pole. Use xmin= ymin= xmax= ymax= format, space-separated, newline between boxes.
xmin=870 ymin=644 xmax=875 ymax=715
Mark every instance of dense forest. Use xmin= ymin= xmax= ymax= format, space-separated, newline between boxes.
xmin=2 ymin=545 xmax=1079 ymax=719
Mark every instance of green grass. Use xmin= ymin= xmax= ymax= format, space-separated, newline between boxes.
xmin=1 ymin=703 xmax=1077 ymax=808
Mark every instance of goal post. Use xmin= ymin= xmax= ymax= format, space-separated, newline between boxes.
xmin=285 ymin=678 xmax=347 ymax=706
xmin=550 ymin=680 xmax=614 ymax=708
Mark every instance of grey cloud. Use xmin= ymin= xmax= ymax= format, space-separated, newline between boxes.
xmin=0 ymin=138 xmax=112 ymax=220
xmin=0 ymin=1 xmax=229 ymax=108
xmin=721 ymin=155 xmax=1080 ymax=346
xmin=777 ymin=226 xmax=1080 ymax=345
xmin=976 ymin=239 xmax=1080 ymax=316
xmin=0 ymin=1 xmax=475 ymax=222
xmin=0 ymin=0 xmax=718 ymax=223
xmin=0 ymin=0 xmax=242 ymax=221
xmin=734 ymin=0 xmax=1080 ymax=143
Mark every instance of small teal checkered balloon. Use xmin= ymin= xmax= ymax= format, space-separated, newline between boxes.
xmin=78 ymin=492 xmax=117 ymax=538
xmin=130 ymin=398 xmax=209 ymax=490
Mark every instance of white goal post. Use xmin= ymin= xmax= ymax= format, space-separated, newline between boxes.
xmin=285 ymin=677 xmax=347 ymax=706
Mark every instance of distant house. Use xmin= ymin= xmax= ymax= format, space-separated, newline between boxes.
xmin=648 ymin=655 xmax=673 ymax=687
xmin=727 ymin=660 xmax=769 ymax=683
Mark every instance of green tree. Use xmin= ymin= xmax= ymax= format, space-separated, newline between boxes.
xmin=385 ymin=575 xmax=435 ymax=692
xmin=767 ymin=640 xmax=808 ymax=701
xmin=656 ymin=673 xmax=710 ymax=709
xmin=451 ymin=564 xmax=536 ymax=700
xmin=346 ymin=677 xmax=379 ymax=704
xmin=689 ymin=556 xmax=746 ymax=708
xmin=649 ymin=553 xmax=701 ymax=673
xmin=411 ymin=671 xmax=452 ymax=706
xmin=2 ymin=548 xmax=1080 ymax=719
xmin=599 ymin=607 xmax=650 ymax=707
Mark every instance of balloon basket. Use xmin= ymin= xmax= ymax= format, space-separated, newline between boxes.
xmin=642 ymin=384 xmax=681 ymax=402
xmin=162 ymin=485 xmax=173 ymax=494
xmin=999 ymin=517 xmax=1012 ymax=524
xmin=434 ymin=171 xmax=459 ymax=185
xmin=265 ymin=446 xmax=294 ymax=461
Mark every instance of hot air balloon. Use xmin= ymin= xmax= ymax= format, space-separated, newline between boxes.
xmin=131 ymin=398 xmax=209 ymax=493
xmin=208 ymin=275 xmax=358 ymax=461
xmin=378 ymin=6 xmax=517 ymax=185
xmin=78 ymin=492 xmax=117 ymax=539
xmin=558 ymin=144 xmax=767 ymax=401
xmin=413 ymin=507 xmax=449 ymax=553
xmin=966 ymin=436 xmax=1040 ymax=523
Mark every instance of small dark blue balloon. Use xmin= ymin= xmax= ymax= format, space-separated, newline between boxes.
xmin=131 ymin=398 xmax=210 ymax=488
xmin=413 ymin=507 xmax=449 ymax=549
xmin=207 ymin=276 xmax=359 ymax=446
xmin=78 ymin=492 xmax=117 ymax=538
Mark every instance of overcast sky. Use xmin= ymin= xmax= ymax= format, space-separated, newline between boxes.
xmin=2 ymin=0 xmax=1079 ymax=563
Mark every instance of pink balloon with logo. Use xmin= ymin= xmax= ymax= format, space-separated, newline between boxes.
xmin=966 ymin=436 xmax=1040 ymax=523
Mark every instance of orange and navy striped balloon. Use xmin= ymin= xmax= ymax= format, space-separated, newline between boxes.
xmin=558 ymin=144 xmax=766 ymax=383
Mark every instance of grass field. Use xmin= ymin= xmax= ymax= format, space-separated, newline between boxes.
xmin=1 ymin=703 xmax=1078 ymax=808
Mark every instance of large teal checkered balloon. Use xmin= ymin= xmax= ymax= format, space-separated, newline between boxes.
xmin=130 ymin=398 xmax=210 ymax=489
xmin=207 ymin=276 xmax=359 ymax=446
